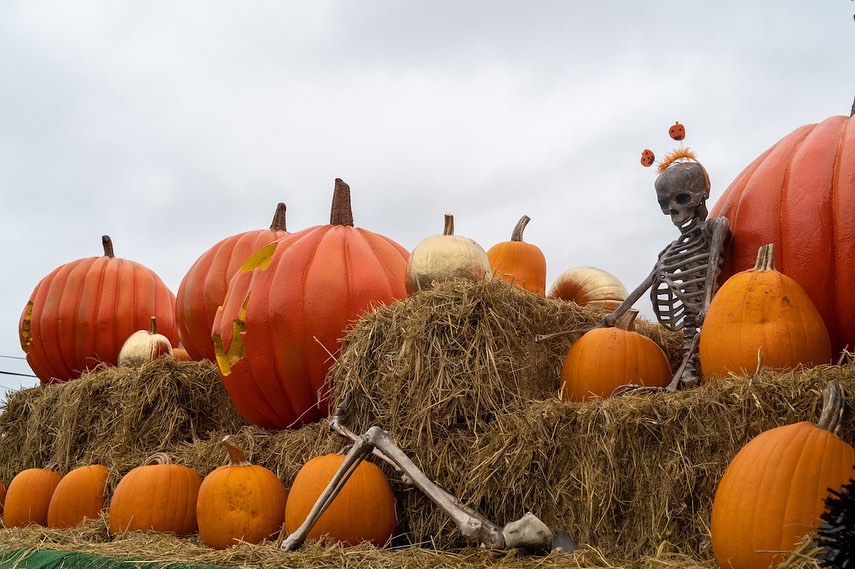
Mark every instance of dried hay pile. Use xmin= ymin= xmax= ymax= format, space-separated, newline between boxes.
xmin=0 ymin=279 xmax=848 ymax=568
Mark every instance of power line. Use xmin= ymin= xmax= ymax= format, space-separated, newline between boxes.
xmin=0 ymin=370 xmax=37 ymax=378
xmin=0 ymin=355 xmax=26 ymax=360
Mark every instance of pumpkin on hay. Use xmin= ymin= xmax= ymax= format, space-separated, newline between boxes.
xmin=3 ymin=468 xmax=62 ymax=527
xmin=285 ymin=453 xmax=397 ymax=547
xmin=197 ymin=436 xmax=288 ymax=549
xmin=117 ymin=316 xmax=173 ymax=367
xmin=176 ymin=202 xmax=289 ymax=362
xmin=18 ymin=235 xmax=178 ymax=383
xmin=46 ymin=464 xmax=109 ymax=529
xmin=560 ymin=309 xmax=671 ymax=401
xmin=406 ymin=213 xmax=492 ymax=294
xmin=699 ymin=243 xmax=831 ymax=379
xmin=711 ymin=380 xmax=855 ymax=569
xmin=212 ymin=179 xmax=409 ymax=430
xmin=486 ymin=215 xmax=546 ymax=295
xmin=108 ymin=453 xmax=201 ymax=536
xmin=548 ymin=266 xmax=629 ymax=310
xmin=710 ymin=99 xmax=855 ymax=357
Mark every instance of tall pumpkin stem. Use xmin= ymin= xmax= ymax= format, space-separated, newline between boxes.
xmin=443 ymin=213 xmax=455 ymax=236
xmin=817 ymin=379 xmax=845 ymax=433
xmin=511 ymin=215 xmax=531 ymax=242
xmin=148 ymin=316 xmax=158 ymax=335
xmin=614 ymin=308 xmax=639 ymax=331
xmin=270 ymin=202 xmax=287 ymax=231
xmin=330 ymin=178 xmax=354 ymax=227
xmin=751 ymin=243 xmax=776 ymax=272
xmin=102 ymin=235 xmax=115 ymax=258
xmin=222 ymin=435 xmax=251 ymax=466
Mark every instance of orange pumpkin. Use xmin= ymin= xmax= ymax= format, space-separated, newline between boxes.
xmin=3 ymin=468 xmax=62 ymax=527
xmin=548 ymin=266 xmax=629 ymax=311
xmin=486 ymin=215 xmax=547 ymax=295
xmin=47 ymin=464 xmax=109 ymax=528
xmin=560 ymin=310 xmax=671 ymax=401
xmin=197 ymin=436 xmax=288 ymax=549
xmin=19 ymin=235 xmax=178 ymax=383
xmin=668 ymin=121 xmax=686 ymax=141
xmin=640 ymin=148 xmax=655 ymax=167
xmin=176 ymin=203 xmax=289 ymax=362
xmin=212 ymin=179 xmax=409 ymax=430
xmin=171 ymin=345 xmax=193 ymax=361
xmin=109 ymin=453 xmax=201 ymax=536
xmin=711 ymin=380 xmax=855 ymax=569
xmin=285 ymin=454 xmax=396 ymax=546
xmin=710 ymin=101 xmax=855 ymax=357
xmin=118 ymin=316 xmax=173 ymax=367
xmin=699 ymin=243 xmax=832 ymax=379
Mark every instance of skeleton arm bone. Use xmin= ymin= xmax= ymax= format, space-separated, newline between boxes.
xmin=699 ymin=216 xmax=731 ymax=322
xmin=603 ymin=268 xmax=657 ymax=327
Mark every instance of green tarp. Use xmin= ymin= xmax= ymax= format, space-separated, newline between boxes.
xmin=0 ymin=549 xmax=228 ymax=569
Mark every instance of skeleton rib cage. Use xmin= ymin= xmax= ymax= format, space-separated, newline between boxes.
xmin=651 ymin=225 xmax=710 ymax=332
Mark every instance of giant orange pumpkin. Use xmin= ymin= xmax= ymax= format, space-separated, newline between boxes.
xmin=3 ymin=468 xmax=62 ymax=527
xmin=19 ymin=236 xmax=178 ymax=383
xmin=711 ymin=380 xmax=855 ymax=569
xmin=213 ymin=179 xmax=409 ymax=430
xmin=47 ymin=464 xmax=109 ymax=529
xmin=710 ymin=101 xmax=855 ymax=357
xmin=176 ymin=203 xmax=289 ymax=362
xmin=486 ymin=215 xmax=547 ymax=296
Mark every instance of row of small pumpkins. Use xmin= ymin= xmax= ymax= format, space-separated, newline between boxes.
xmin=1 ymin=437 xmax=396 ymax=551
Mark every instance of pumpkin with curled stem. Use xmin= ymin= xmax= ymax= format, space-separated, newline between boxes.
xmin=548 ymin=266 xmax=629 ymax=311
xmin=486 ymin=215 xmax=546 ymax=296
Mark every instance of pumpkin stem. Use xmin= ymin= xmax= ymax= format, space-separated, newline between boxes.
xmin=817 ymin=379 xmax=845 ymax=433
xmin=148 ymin=316 xmax=158 ymax=335
xmin=511 ymin=215 xmax=530 ymax=242
xmin=751 ymin=243 xmax=776 ymax=272
xmin=330 ymin=178 xmax=354 ymax=227
xmin=270 ymin=202 xmax=287 ymax=231
xmin=144 ymin=452 xmax=172 ymax=466
xmin=443 ymin=213 xmax=455 ymax=236
xmin=102 ymin=235 xmax=115 ymax=258
xmin=614 ymin=308 xmax=639 ymax=331
xmin=222 ymin=435 xmax=251 ymax=466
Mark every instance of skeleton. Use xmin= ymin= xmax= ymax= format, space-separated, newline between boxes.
xmin=282 ymin=398 xmax=569 ymax=553
xmin=604 ymin=159 xmax=730 ymax=392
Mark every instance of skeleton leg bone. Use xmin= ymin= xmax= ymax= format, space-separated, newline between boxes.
xmin=281 ymin=425 xmax=553 ymax=552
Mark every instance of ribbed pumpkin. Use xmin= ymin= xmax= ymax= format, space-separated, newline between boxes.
xmin=47 ymin=464 xmax=109 ymax=529
xmin=117 ymin=316 xmax=173 ymax=367
xmin=108 ymin=453 xmax=201 ymax=536
xmin=406 ymin=213 xmax=492 ymax=294
xmin=285 ymin=454 xmax=396 ymax=547
xmin=710 ymin=100 xmax=855 ymax=357
xmin=19 ymin=235 xmax=178 ymax=383
xmin=486 ymin=215 xmax=546 ymax=295
xmin=711 ymin=380 xmax=855 ymax=569
xmin=560 ymin=310 xmax=671 ymax=401
xmin=197 ymin=436 xmax=288 ymax=549
xmin=176 ymin=203 xmax=289 ymax=362
xmin=699 ymin=244 xmax=832 ymax=379
xmin=212 ymin=179 xmax=409 ymax=430
xmin=3 ymin=468 xmax=62 ymax=527
xmin=548 ymin=266 xmax=629 ymax=310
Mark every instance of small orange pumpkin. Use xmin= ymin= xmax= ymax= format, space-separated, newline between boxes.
xmin=486 ymin=215 xmax=547 ymax=295
xmin=699 ymin=243 xmax=832 ymax=379
xmin=3 ymin=468 xmax=62 ymax=527
xmin=109 ymin=453 xmax=201 ymax=536
xmin=560 ymin=310 xmax=671 ymax=401
xmin=47 ymin=464 xmax=109 ymax=528
xmin=197 ymin=436 xmax=289 ymax=549
xmin=285 ymin=454 xmax=396 ymax=546
xmin=171 ymin=345 xmax=193 ymax=361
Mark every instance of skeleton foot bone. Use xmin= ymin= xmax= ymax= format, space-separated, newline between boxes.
xmin=281 ymin=425 xmax=555 ymax=552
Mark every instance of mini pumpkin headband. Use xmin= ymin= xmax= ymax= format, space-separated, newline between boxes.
xmin=640 ymin=121 xmax=701 ymax=172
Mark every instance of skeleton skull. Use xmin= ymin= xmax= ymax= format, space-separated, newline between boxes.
xmin=655 ymin=161 xmax=710 ymax=227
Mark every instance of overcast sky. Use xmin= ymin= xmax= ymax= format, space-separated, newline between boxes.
xmin=2 ymin=1 xmax=853 ymax=394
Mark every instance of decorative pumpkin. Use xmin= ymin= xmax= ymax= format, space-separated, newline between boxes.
xmin=3 ymin=468 xmax=62 ymax=527
xmin=117 ymin=316 xmax=173 ymax=367
xmin=197 ymin=436 xmax=288 ymax=549
xmin=710 ymin=101 xmax=855 ymax=357
xmin=285 ymin=454 xmax=396 ymax=547
xmin=640 ymin=148 xmax=656 ymax=167
xmin=171 ymin=345 xmax=193 ymax=361
xmin=711 ymin=380 xmax=855 ymax=569
xmin=486 ymin=215 xmax=547 ymax=295
xmin=47 ymin=464 xmax=109 ymax=529
xmin=108 ymin=453 xmax=201 ymax=536
xmin=668 ymin=121 xmax=686 ymax=141
xmin=548 ymin=266 xmax=629 ymax=311
xmin=212 ymin=179 xmax=409 ymax=430
xmin=560 ymin=309 xmax=671 ymax=401
xmin=19 ymin=235 xmax=178 ymax=383
xmin=699 ymin=243 xmax=832 ymax=379
xmin=406 ymin=213 xmax=492 ymax=293
xmin=176 ymin=203 xmax=289 ymax=362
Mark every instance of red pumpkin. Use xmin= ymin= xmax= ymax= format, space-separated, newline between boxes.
xmin=19 ymin=236 xmax=178 ymax=383
xmin=710 ymin=102 xmax=855 ymax=357
xmin=176 ymin=203 xmax=289 ymax=362
xmin=212 ymin=179 xmax=409 ymax=429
